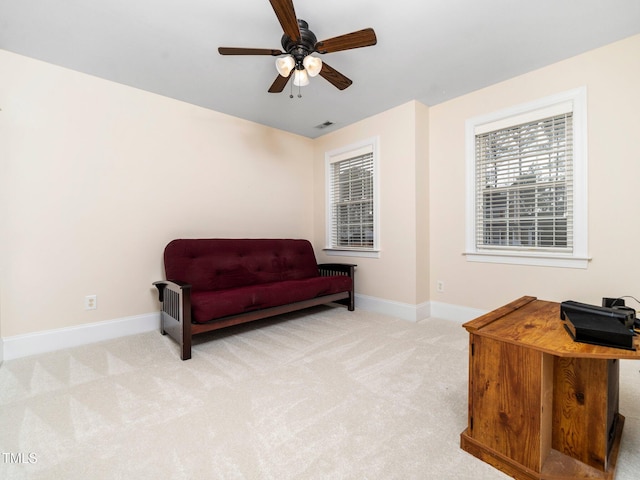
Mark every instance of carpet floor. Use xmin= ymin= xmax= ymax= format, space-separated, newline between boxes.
xmin=1 ymin=305 xmax=639 ymax=479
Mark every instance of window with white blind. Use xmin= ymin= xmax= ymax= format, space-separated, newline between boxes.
xmin=465 ymin=88 xmax=589 ymax=268
xmin=325 ymin=137 xmax=379 ymax=257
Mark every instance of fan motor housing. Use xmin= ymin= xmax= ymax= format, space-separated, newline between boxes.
xmin=281 ymin=19 xmax=317 ymax=64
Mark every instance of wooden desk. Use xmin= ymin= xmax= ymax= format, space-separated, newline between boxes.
xmin=460 ymin=296 xmax=640 ymax=480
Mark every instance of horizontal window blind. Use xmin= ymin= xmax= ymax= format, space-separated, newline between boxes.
xmin=329 ymin=152 xmax=374 ymax=249
xmin=475 ymin=112 xmax=573 ymax=252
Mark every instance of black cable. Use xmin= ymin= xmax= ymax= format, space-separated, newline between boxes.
xmin=608 ymin=295 xmax=640 ymax=332
xmin=610 ymin=295 xmax=640 ymax=307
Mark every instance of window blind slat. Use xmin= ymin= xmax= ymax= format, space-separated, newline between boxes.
xmin=330 ymin=152 xmax=375 ymax=248
xmin=475 ymin=113 xmax=573 ymax=252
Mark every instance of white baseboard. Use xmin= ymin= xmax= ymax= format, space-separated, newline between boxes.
xmin=355 ymin=294 xmax=487 ymax=324
xmin=355 ymin=294 xmax=430 ymax=322
xmin=429 ymin=301 xmax=488 ymax=324
xmin=2 ymin=313 xmax=160 ymax=361
xmin=0 ymin=298 xmax=488 ymax=362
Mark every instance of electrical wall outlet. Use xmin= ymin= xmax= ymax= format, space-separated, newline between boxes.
xmin=437 ymin=280 xmax=445 ymax=293
xmin=85 ymin=295 xmax=97 ymax=310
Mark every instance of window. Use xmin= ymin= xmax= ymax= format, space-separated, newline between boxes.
xmin=325 ymin=137 xmax=379 ymax=257
xmin=465 ymin=88 xmax=588 ymax=268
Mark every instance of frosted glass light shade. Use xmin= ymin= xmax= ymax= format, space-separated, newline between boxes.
xmin=303 ymin=56 xmax=323 ymax=77
xmin=275 ymin=56 xmax=295 ymax=77
xmin=293 ymin=68 xmax=309 ymax=86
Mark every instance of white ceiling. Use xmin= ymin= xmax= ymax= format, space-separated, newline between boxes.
xmin=2 ymin=0 xmax=639 ymax=138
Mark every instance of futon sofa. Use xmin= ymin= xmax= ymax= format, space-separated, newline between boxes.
xmin=153 ymin=238 xmax=356 ymax=360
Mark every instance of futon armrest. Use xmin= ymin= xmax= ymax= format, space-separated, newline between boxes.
xmin=153 ymin=280 xmax=192 ymax=302
xmin=318 ymin=263 xmax=356 ymax=311
xmin=317 ymin=263 xmax=357 ymax=277
xmin=153 ymin=279 xmax=193 ymax=360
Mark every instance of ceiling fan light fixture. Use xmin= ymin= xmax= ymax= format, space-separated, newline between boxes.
xmin=219 ymin=2 xmax=377 ymax=94
xmin=303 ymin=55 xmax=322 ymax=77
xmin=275 ymin=55 xmax=295 ymax=77
xmin=293 ymin=68 xmax=309 ymax=87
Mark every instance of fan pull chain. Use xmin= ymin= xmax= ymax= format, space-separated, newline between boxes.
xmin=288 ymin=74 xmax=302 ymax=99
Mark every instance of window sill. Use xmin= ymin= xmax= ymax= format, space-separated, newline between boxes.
xmin=324 ymin=248 xmax=380 ymax=259
xmin=464 ymin=251 xmax=590 ymax=269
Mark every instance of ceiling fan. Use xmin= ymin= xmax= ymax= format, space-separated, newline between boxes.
xmin=218 ymin=0 xmax=377 ymax=94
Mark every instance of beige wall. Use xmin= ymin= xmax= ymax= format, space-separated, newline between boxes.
xmin=415 ymin=102 xmax=430 ymax=307
xmin=0 ymin=50 xmax=314 ymax=337
xmin=428 ymin=34 xmax=640 ymax=310
xmin=312 ymin=101 xmax=430 ymax=307
xmin=2 ymin=33 xmax=639 ymax=339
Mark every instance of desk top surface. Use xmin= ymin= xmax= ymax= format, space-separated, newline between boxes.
xmin=463 ymin=296 xmax=640 ymax=359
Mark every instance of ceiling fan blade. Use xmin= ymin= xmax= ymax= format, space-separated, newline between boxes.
xmin=318 ymin=62 xmax=353 ymax=90
xmin=268 ymin=72 xmax=292 ymax=93
xmin=269 ymin=0 xmax=301 ymax=42
xmin=315 ymin=28 xmax=377 ymax=54
xmin=218 ymin=47 xmax=283 ymax=56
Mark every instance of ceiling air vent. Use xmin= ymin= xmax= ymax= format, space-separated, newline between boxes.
xmin=315 ymin=121 xmax=335 ymax=130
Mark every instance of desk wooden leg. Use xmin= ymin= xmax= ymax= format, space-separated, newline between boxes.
xmin=552 ymin=358 xmax=619 ymax=471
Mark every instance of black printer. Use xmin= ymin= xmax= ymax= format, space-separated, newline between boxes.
xmin=560 ymin=299 xmax=636 ymax=350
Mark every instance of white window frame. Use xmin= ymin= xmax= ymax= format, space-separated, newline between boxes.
xmin=464 ymin=87 xmax=589 ymax=268
xmin=324 ymin=136 xmax=380 ymax=258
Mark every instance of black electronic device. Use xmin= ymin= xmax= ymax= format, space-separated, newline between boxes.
xmin=602 ymin=297 xmax=640 ymax=330
xmin=602 ymin=297 xmax=627 ymax=308
xmin=560 ymin=300 xmax=636 ymax=350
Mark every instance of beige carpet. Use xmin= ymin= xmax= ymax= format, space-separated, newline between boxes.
xmin=1 ymin=306 xmax=639 ymax=479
